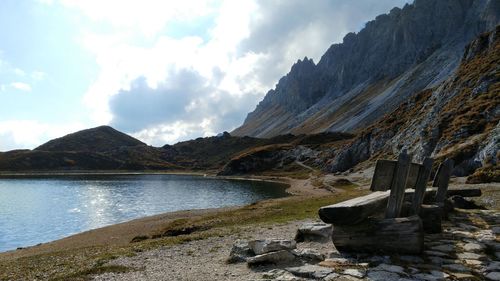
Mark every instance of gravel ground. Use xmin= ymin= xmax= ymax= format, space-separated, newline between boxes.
xmin=93 ymin=220 xmax=336 ymax=281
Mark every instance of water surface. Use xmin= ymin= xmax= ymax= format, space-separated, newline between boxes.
xmin=0 ymin=174 xmax=288 ymax=252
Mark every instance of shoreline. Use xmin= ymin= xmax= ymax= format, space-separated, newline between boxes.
xmin=0 ymin=173 xmax=327 ymax=260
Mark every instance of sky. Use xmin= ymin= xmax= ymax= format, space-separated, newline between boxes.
xmin=0 ymin=0 xmax=411 ymax=151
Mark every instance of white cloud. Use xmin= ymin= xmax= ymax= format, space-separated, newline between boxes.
xmin=64 ymin=0 xmax=410 ymax=145
xmin=0 ymin=121 xmax=85 ymax=151
xmin=13 ymin=68 xmax=26 ymax=76
xmin=10 ymin=82 xmax=32 ymax=92
xmin=31 ymin=71 xmax=47 ymax=81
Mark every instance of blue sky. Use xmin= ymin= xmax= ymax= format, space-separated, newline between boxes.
xmin=0 ymin=0 xmax=411 ymax=151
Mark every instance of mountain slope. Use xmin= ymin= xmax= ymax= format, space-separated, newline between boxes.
xmin=233 ymin=0 xmax=500 ymax=138
xmin=326 ymin=25 xmax=499 ymax=177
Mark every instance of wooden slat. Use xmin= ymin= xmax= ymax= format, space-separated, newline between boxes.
xmin=407 ymin=163 xmax=423 ymax=189
xmin=370 ymin=160 xmax=396 ymax=191
xmin=385 ymin=151 xmax=411 ymax=218
xmin=318 ymin=191 xmax=390 ymax=225
xmin=434 ymin=158 xmax=454 ymax=203
xmin=411 ymin=157 xmax=434 ymax=215
xmin=370 ymin=160 xmax=423 ymax=192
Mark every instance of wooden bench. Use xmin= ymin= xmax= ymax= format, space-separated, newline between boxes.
xmin=318 ymin=151 xmax=478 ymax=254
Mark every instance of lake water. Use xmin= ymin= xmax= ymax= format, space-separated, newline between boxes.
xmin=0 ymin=174 xmax=288 ymax=252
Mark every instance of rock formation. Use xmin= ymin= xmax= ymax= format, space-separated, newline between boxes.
xmin=233 ymin=0 xmax=500 ymax=138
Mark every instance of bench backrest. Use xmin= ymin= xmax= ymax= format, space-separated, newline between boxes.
xmin=370 ymin=160 xmax=423 ymax=191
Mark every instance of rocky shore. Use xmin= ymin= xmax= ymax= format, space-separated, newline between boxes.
xmin=93 ymin=204 xmax=499 ymax=280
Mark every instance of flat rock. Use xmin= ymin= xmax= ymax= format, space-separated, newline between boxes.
xmin=248 ymin=239 xmax=296 ymax=255
xmin=462 ymin=242 xmax=485 ymax=252
xmin=492 ymin=227 xmax=500 ymax=235
xmin=486 ymin=262 xmax=500 ymax=272
xmin=443 ymin=263 xmax=471 ymax=273
xmin=457 ymin=252 xmax=485 ymax=260
xmin=247 ymin=250 xmax=296 ymax=266
xmin=486 ymin=272 xmax=500 ymax=281
xmin=413 ymin=271 xmax=450 ymax=281
xmin=451 ymin=273 xmax=481 ymax=280
xmin=323 ymin=273 xmax=341 ymax=281
xmin=399 ymin=255 xmax=424 ymax=263
xmin=295 ymin=222 xmax=333 ymax=242
xmin=263 ymin=269 xmax=303 ymax=281
xmin=320 ymin=257 xmax=357 ymax=267
xmin=372 ymin=263 xmax=406 ymax=275
xmin=366 ymin=270 xmax=400 ymax=281
xmin=424 ymin=250 xmax=449 ymax=257
xmin=293 ymin=248 xmax=325 ymax=261
xmin=431 ymin=244 xmax=455 ymax=252
xmin=227 ymin=239 xmax=252 ymax=263
xmin=342 ymin=268 xmax=366 ymax=278
xmin=286 ymin=264 xmax=333 ymax=279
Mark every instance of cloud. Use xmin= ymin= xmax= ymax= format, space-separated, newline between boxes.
xmin=10 ymin=82 xmax=32 ymax=92
xmin=68 ymin=0 xmax=410 ymax=145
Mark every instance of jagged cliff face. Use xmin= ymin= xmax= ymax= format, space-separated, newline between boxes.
xmin=327 ymin=25 xmax=500 ymax=176
xmin=233 ymin=0 xmax=500 ymax=138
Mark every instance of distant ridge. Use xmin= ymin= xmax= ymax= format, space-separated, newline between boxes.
xmin=35 ymin=125 xmax=145 ymax=152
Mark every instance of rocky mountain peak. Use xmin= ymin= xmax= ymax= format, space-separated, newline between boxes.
xmin=233 ymin=0 xmax=499 ymax=138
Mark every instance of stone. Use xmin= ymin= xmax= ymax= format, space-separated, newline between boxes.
xmin=486 ymin=272 xmax=500 ymax=281
xmin=295 ymin=222 xmax=333 ymax=242
xmin=413 ymin=271 xmax=449 ymax=281
xmin=342 ymin=268 xmax=366 ymax=278
xmin=457 ymin=223 xmax=480 ymax=231
xmin=248 ymin=239 xmax=296 ymax=255
xmin=247 ymin=250 xmax=296 ymax=266
xmin=492 ymin=227 xmax=500 ymax=235
xmin=424 ymin=250 xmax=448 ymax=257
xmin=227 ymin=239 xmax=252 ymax=263
xmin=399 ymin=255 xmax=424 ymax=263
xmin=293 ymin=248 xmax=325 ymax=261
xmin=457 ymin=252 xmax=485 ymax=260
xmin=262 ymin=269 xmax=302 ymax=281
xmin=486 ymin=262 xmax=500 ymax=272
xmin=323 ymin=273 xmax=341 ymax=280
xmin=462 ymin=242 xmax=485 ymax=252
xmin=431 ymin=244 xmax=455 ymax=252
xmin=366 ymin=270 xmax=400 ymax=281
xmin=320 ymin=257 xmax=356 ymax=267
xmin=372 ymin=263 xmax=406 ymax=275
xmin=451 ymin=273 xmax=480 ymax=280
xmin=429 ymin=256 xmax=444 ymax=265
xmin=464 ymin=259 xmax=484 ymax=266
xmin=443 ymin=263 xmax=471 ymax=273
xmin=286 ymin=264 xmax=333 ymax=279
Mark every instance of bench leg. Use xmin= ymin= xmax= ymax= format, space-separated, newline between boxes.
xmin=331 ymin=215 xmax=424 ymax=254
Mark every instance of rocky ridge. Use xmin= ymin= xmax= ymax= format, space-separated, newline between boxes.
xmin=233 ymin=0 xmax=499 ymax=138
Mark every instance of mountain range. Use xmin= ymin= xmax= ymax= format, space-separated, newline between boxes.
xmin=0 ymin=0 xmax=498 ymax=183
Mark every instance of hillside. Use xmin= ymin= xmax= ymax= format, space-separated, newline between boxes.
xmin=35 ymin=125 xmax=145 ymax=152
xmin=233 ymin=0 xmax=499 ymax=138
